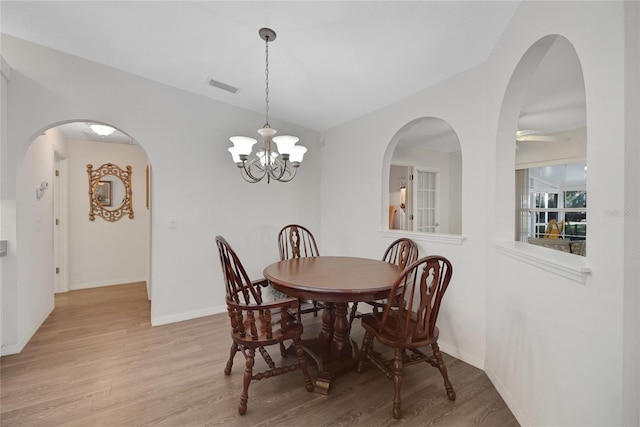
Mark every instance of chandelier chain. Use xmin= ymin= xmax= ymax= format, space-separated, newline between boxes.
xmin=264 ymin=35 xmax=270 ymax=128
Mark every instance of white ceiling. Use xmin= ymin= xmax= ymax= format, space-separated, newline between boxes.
xmin=2 ymin=1 xmax=524 ymax=133
xmin=518 ymin=36 xmax=586 ymax=135
xmin=396 ymin=117 xmax=461 ymax=153
xmin=2 ymin=0 xmax=586 ymax=151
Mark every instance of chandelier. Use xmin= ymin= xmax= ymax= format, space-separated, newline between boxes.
xmin=227 ymin=28 xmax=307 ymax=183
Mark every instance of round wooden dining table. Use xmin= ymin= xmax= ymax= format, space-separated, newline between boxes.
xmin=263 ymin=256 xmax=401 ymax=394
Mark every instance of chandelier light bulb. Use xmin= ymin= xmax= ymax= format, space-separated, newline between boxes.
xmin=257 ymin=150 xmax=278 ymax=167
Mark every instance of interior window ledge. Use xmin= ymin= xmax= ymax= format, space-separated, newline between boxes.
xmin=493 ymin=240 xmax=591 ymax=284
xmin=380 ymin=230 xmax=465 ymax=245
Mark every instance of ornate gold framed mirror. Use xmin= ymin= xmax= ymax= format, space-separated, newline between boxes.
xmin=87 ymin=163 xmax=134 ymax=222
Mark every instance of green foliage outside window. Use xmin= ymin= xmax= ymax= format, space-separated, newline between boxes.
xmin=564 ymin=191 xmax=586 ymax=238
xmin=564 ymin=191 xmax=587 ymax=208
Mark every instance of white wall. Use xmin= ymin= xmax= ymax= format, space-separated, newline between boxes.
xmin=448 ymin=151 xmax=462 ymax=235
xmin=320 ymin=2 xmax=636 ymax=426
xmin=66 ymin=138 xmax=149 ymax=289
xmin=622 ymin=1 xmax=640 ymax=422
xmin=0 ymin=34 xmax=321 ymax=352
xmin=489 ymin=3 xmax=628 ymax=425
xmin=12 ymin=129 xmax=67 ymax=354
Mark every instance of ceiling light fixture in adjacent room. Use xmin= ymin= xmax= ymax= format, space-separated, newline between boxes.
xmin=227 ymin=28 xmax=307 ymax=183
xmin=90 ymin=124 xmax=116 ymax=136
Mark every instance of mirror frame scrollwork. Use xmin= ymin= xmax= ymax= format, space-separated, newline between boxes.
xmin=87 ymin=163 xmax=134 ymax=222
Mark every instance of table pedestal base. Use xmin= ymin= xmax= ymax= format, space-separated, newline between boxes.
xmin=314 ymin=373 xmax=331 ymax=395
xmin=300 ymin=302 xmax=360 ymax=394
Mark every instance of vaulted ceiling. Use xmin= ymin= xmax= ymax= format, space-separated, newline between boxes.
xmin=2 ymin=1 xmax=523 ymax=133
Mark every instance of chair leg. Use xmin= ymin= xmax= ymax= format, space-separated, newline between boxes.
xmin=238 ymin=347 xmax=255 ymax=415
xmin=348 ymin=302 xmax=359 ymax=327
xmin=225 ymin=342 xmax=239 ymax=375
xmin=259 ymin=346 xmax=276 ymax=369
xmin=279 ymin=342 xmax=287 ymax=358
xmin=357 ymin=331 xmax=374 ymax=373
xmin=297 ymin=299 xmax=303 ymax=321
xmin=432 ymin=342 xmax=456 ymax=401
xmin=392 ymin=347 xmax=404 ymax=419
xmin=293 ymin=337 xmax=314 ymax=392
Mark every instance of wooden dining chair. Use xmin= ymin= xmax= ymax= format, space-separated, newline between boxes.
xmin=349 ymin=238 xmax=419 ymax=325
xmin=357 ymin=255 xmax=456 ymax=419
xmin=277 ymin=224 xmax=322 ymax=316
xmin=215 ymin=236 xmax=314 ymax=415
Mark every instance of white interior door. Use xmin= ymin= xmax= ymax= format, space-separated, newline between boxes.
xmin=414 ymin=169 xmax=438 ymax=233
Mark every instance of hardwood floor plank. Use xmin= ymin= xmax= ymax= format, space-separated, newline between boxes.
xmin=1 ymin=282 xmax=519 ymax=426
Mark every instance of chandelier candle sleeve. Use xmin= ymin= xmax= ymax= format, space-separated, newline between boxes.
xmin=226 ymin=27 xmax=307 ymax=183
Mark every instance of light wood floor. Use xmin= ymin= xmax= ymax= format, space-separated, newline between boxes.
xmin=1 ymin=282 xmax=519 ymax=427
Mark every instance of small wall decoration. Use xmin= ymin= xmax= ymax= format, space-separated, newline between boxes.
xmin=87 ymin=163 xmax=134 ymax=222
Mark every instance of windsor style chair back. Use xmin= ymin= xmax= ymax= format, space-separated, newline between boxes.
xmin=349 ymin=238 xmax=419 ymax=324
xmin=216 ymin=235 xmax=313 ymax=415
xmin=277 ymin=224 xmax=322 ymax=315
xmin=357 ymin=255 xmax=455 ymax=419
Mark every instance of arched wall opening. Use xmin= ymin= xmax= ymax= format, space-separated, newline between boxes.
xmin=382 ymin=117 xmax=463 ymax=236
xmin=495 ymin=35 xmax=586 ymax=252
xmin=6 ymin=119 xmax=152 ymax=353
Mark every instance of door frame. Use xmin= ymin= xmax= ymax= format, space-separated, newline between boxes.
xmin=53 ymin=152 xmax=69 ymax=293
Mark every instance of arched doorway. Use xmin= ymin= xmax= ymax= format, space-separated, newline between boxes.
xmin=17 ymin=119 xmax=151 ymax=310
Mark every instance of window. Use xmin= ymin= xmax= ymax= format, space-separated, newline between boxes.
xmin=516 ymin=163 xmax=587 ymax=256
xmin=532 ymin=191 xmax=559 ymax=238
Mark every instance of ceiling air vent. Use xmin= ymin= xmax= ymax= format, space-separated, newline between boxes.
xmin=206 ymin=77 xmax=238 ymax=94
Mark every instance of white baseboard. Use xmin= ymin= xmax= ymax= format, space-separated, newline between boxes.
xmin=1 ymin=303 xmax=54 ymax=356
xmin=485 ymin=365 xmax=530 ymax=427
xmin=438 ymin=344 xmax=526 ymax=425
xmin=151 ymin=304 xmax=227 ymax=326
xmin=351 ymin=307 xmax=485 ymax=371
xmin=438 ymin=340 xmax=485 ymax=371
xmin=70 ymin=277 xmax=147 ymax=290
